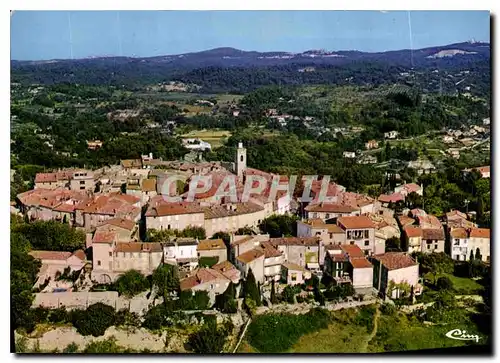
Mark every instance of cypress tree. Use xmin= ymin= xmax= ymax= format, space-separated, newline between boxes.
xmin=270 ymin=280 xmax=278 ymax=304
xmin=244 ymin=268 xmax=261 ymax=306
xmin=475 ymin=248 xmax=482 ymax=261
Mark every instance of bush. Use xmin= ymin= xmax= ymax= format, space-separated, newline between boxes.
xmin=115 ymin=309 xmax=141 ymax=328
xmin=199 ymin=256 xmax=219 ymax=268
xmin=72 ymin=303 xmax=115 ymax=337
xmin=281 ymin=285 xmax=296 ymax=304
xmin=142 ymin=304 xmax=171 ymax=331
xmin=246 ymin=308 xmax=330 ymax=353
xmin=380 ymin=303 xmax=397 ymax=316
xmin=31 ymin=307 xmax=50 ymax=324
xmin=187 ymin=319 xmax=228 ymax=353
xmin=48 ymin=307 xmax=70 ymax=324
xmin=436 ymin=276 xmax=453 ymax=291
xmin=82 ymin=337 xmax=123 ymax=353
xmin=62 ymin=342 xmax=79 ymax=353
xmin=115 ymin=270 xmax=150 ymax=298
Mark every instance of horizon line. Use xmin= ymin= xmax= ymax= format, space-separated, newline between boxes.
xmin=10 ymin=39 xmax=490 ymax=63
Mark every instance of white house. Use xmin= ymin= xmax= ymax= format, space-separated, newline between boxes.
xmin=384 ymin=131 xmax=399 ymax=139
xmin=163 ymin=238 xmax=199 ymax=271
xmin=343 ymin=151 xmax=356 ymax=159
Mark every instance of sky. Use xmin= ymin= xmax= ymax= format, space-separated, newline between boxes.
xmin=10 ymin=10 xmax=490 ymax=60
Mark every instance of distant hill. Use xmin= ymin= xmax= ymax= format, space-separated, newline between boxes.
xmin=10 ymin=41 xmax=490 ymax=93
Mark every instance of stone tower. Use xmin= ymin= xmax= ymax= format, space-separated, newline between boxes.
xmin=235 ymin=142 xmax=247 ymax=180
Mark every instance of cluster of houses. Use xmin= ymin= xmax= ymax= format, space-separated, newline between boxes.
xmin=15 ymin=143 xmax=490 ymax=306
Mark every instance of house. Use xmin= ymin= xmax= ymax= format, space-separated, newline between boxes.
xmin=93 ymin=218 xmax=138 ymax=246
xmin=281 ymin=262 xmax=311 ymax=286
xmin=483 ymin=118 xmax=490 ymax=125
xmin=87 ymin=140 xmax=103 ymax=150
xmin=92 ymin=242 xmax=163 ymax=284
xmin=234 ymin=249 xmax=266 ymax=284
xmin=337 ymin=216 xmax=376 ymax=256
xmin=323 ymin=246 xmax=372 ymax=296
xmin=394 ymin=183 xmax=423 ymax=197
xmin=163 ymin=238 xmax=199 ymax=271
xmin=297 ymin=219 xmax=345 ymax=246
xmin=366 ymin=213 xmax=400 ymax=255
xmin=468 ymin=228 xmax=490 ymax=262
xmin=203 ymin=202 xmax=266 ymax=238
xmin=384 ymin=131 xmax=399 ymax=139
xmin=34 ymin=171 xmax=73 ymax=190
xmin=70 ymin=170 xmax=95 ymax=191
xmin=30 ymin=250 xmax=87 ymax=283
xmin=450 ymin=228 xmax=469 ymax=261
xmin=180 ymin=268 xmax=231 ymax=305
xmin=145 ymin=199 xmax=205 ymax=231
xmin=259 ymin=241 xmax=285 ymax=283
xmin=343 ymin=151 xmax=356 ymax=159
xmin=304 ymin=203 xmax=360 ymax=221
xmin=446 ymin=210 xmax=477 ymax=229
xmin=409 ymin=208 xmax=427 ymax=218
xmin=365 ymin=140 xmax=379 ymax=150
xmin=407 ymin=159 xmax=436 ymax=175
xmin=443 ymin=135 xmax=454 ymax=144
xmin=182 ymin=138 xmax=212 ymax=151
xmin=127 ymin=178 xmax=157 ymax=205
xmin=463 ymin=165 xmax=490 ymax=179
xmin=197 ymin=239 xmax=227 ymax=264
xmin=120 ymin=159 xmax=142 ymax=170
xmin=416 ymin=214 xmax=441 ymax=229
xmin=212 ymin=260 xmax=241 ymax=284
xmin=403 ymin=226 xmax=423 ymax=254
xmin=372 ymin=253 xmax=421 ymax=299
xmin=397 ymin=215 xmax=415 ymax=228
xmin=421 ymin=228 xmax=446 ymax=254
xmin=269 ymin=237 xmax=322 ymax=271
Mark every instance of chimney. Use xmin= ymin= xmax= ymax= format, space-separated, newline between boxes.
xmin=149 ymin=152 xmax=153 ymax=159
xmin=238 ymin=142 xmax=243 ymax=149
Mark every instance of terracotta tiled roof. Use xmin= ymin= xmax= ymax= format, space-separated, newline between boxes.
xmin=236 ymin=248 xmax=265 ymax=264
xmin=303 ymin=219 xmax=344 ymax=233
xmin=146 ymin=202 xmax=204 ymax=217
xmin=259 ymin=241 xmax=283 ymax=258
xmin=338 ymin=216 xmax=375 ymax=229
xmin=212 ymin=261 xmax=241 ymax=283
xmin=350 ymin=258 xmax=373 ymax=269
xmin=269 ymin=236 xmax=320 ymax=247
xmin=305 ymin=203 xmax=359 ymax=213
xmin=198 ymin=239 xmax=226 ymax=251
xmin=400 ymin=183 xmax=421 ymax=194
xmin=98 ymin=218 xmax=136 ymax=231
xmin=446 ymin=210 xmax=468 ymax=220
xmin=450 ymin=228 xmax=468 ymax=239
xmin=93 ymin=231 xmax=117 ymax=244
xmin=121 ymin=159 xmax=142 ymax=168
xmin=115 ymin=242 xmax=163 ymax=253
xmin=231 ymin=236 xmax=255 ymax=246
xmin=72 ymin=249 xmax=87 ymax=261
xmin=469 ymin=228 xmax=490 ymax=239
xmin=422 ymin=228 xmax=445 ymax=240
xmin=378 ymin=193 xmax=405 ymax=203
xmin=404 ymin=226 xmax=423 ymax=238
xmin=34 ymin=171 xmax=73 ymax=184
xmin=282 ymin=262 xmax=306 ymax=272
xmin=373 ymin=252 xmax=418 ymax=270
xmin=410 ymin=208 xmax=427 ymax=217
xmin=339 ymin=244 xmax=365 ymax=258
xmin=417 ymin=214 xmax=442 ymax=229
xmin=179 ymin=268 xmax=229 ymax=291
xmin=29 ymin=250 xmax=72 ymax=261
xmin=398 ymin=216 xmax=415 ymax=227
xmin=203 ymin=202 xmax=263 ymax=219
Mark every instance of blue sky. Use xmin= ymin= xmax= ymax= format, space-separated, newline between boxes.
xmin=10 ymin=10 xmax=490 ymax=60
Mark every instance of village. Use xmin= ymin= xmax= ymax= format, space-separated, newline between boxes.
xmin=12 ymin=140 xmax=490 ymax=321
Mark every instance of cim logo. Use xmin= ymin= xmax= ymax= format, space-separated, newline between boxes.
xmin=445 ymin=329 xmax=481 ymax=343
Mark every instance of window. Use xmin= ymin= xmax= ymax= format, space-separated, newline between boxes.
xmin=300 ymin=253 xmax=303 ymax=258
xmin=80 ymin=186 xmax=85 ymax=190
xmin=454 ymin=239 xmax=460 ymax=246
xmin=291 ymin=273 xmax=297 ymax=282
xmin=97 ymin=260 xmax=101 ymax=266
xmin=109 ymin=252 xmax=112 ymax=257
xmin=364 ymin=250 xmax=369 ymax=256
xmin=168 ymin=224 xmax=171 ymax=230
xmin=350 ymin=241 xmax=355 ymax=245
xmin=316 ymin=232 xmax=321 ymax=236
xmin=364 ymin=240 xmax=370 ymax=246
xmin=210 ymin=284 xmax=214 ymax=289
xmin=329 ymin=233 xmax=333 ymax=239
xmin=80 ymin=181 xmax=85 ymax=185
xmin=325 ymin=213 xmax=330 ymax=219
xmin=180 ymin=250 xmax=183 ymax=256
xmin=364 ymin=230 xmax=369 ymax=238
xmin=427 ymin=244 xmax=431 ymax=250
xmin=240 ymin=155 xmax=244 ymax=162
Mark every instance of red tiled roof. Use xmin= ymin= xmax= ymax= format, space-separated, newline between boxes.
xmin=446 ymin=210 xmax=468 ymax=220
xmin=259 ymin=241 xmax=283 ymax=258
xmin=146 ymin=201 xmax=204 ymax=217
xmin=450 ymin=228 xmax=467 ymax=239
xmin=378 ymin=193 xmax=405 ymax=203
xmin=350 ymin=258 xmax=373 ymax=269
xmin=180 ymin=268 xmax=229 ymax=291
xmin=269 ymin=236 xmax=320 ymax=247
xmin=422 ymin=228 xmax=445 ymax=240
xmin=398 ymin=216 xmax=415 ymax=227
xmin=400 ymin=183 xmax=421 ymax=194
xmin=282 ymin=262 xmax=306 ymax=272
xmin=373 ymin=252 xmax=418 ymax=270
xmin=99 ymin=218 xmax=136 ymax=231
xmin=72 ymin=249 xmax=86 ymax=261
xmin=115 ymin=242 xmax=163 ymax=253
xmin=469 ymin=228 xmax=490 ymax=239
xmin=236 ymin=248 xmax=265 ymax=264
xmin=339 ymin=244 xmax=365 ymax=258
xmin=404 ymin=226 xmax=423 ymax=238
xmin=93 ymin=231 xmax=117 ymax=244
xmin=29 ymin=250 xmax=72 ymax=261
xmin=212 ymin=261 xmax=241 ymax=282
xmin=338 ymin=216 xmax=375 ymax=229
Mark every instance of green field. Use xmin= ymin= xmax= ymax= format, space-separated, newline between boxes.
xmin=181 ymin=129 xmax=232 ymax=148
xmin=424 ymin=273 xmax=484 ymax=295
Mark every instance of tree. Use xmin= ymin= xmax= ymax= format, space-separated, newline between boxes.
xmin=258 ymin=214 xmax=299 ymax=237
xmin=469 ymin=250 xmax=474 ymax=262
xmin=182 ymin=225 xmax=207 ymax=240
xmin=72 ymin=303 xmax=116 ymax=337
xmin=281 ymin=285 xmax=296 ymax=304
xmin=83 ymin=338 xmax=122 ymax=353
xmin=243 ymin=268 xmax=261 ymax=306
xmin=187 ymin=319 xmax=228 ymax=354
xmin=436 ymin=276 xmax=453 ymax=291
xmin=115 ymin=270 xmax=149 ymax=298
xmin=215 ymin=282 xmax=237 ymax=313
xmin=151 ymin=263 xmax=179 ymax=299
xmin=385 ymin=237 xmax=402 ymax=252
xmin=270 ymin=280 xmax=278 ymax=304
xmin=475 ymin=248 xmax=482 ymax=261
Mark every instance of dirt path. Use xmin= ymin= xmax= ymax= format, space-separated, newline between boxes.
xmin=360 ymin=306 xmax=380 ymax=353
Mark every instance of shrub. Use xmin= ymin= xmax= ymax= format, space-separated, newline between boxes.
xmin=436 ymin=276 xmax=453 ymax=291
xmin=142 ymin=304 xmax=171 ymax=331
xmin=82 ymin=337 xmax=123 ymax=353
xmin=380 ymin=302 xmax=397 ymax=316
xmin=281 ymin=285 xmax=296 ymax=304
xmin=72 ymin=303 xmax=115 ymax=337
xmin=243 ymin=269 xmax=261 ymax=306
xmin=115 ymin=309 xmax=141 ymax=328
xmin=115 ymin=270 xmax=150 ymax=298
xmin=199 ymin=256 xmax=219 ymax=268
xmin=187 ymin=320 xmax=227 ymax=353
xmin=31 ymin=307 xmax=50 ymax=324
xmin=62 ymin=342 xmax=79 ymax=353
xmin=48 ymin=307 xmax=70 ymax=324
